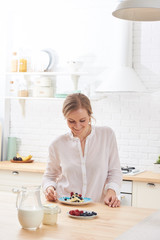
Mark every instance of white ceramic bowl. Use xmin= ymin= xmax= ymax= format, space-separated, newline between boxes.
xmin=67 ymin=61 xmax=83 ymax=72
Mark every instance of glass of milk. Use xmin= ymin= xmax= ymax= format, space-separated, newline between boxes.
xmin=16 ymin=185 xmax=44 ymax=230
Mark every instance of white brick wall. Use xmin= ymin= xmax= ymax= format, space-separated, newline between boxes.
xmin=4 ymin=3 xmax=160 ymax=170
xmin=9 ymin=91 xmax=160 ymax=170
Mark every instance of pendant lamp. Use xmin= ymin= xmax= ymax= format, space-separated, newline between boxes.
xmin=112 ymin=0 xmax=160 ymax=21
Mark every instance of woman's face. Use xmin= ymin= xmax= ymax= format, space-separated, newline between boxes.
xmin=66 ymin=108 xmax=90 ymax=138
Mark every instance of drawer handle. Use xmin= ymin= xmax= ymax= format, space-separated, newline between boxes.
xmin=12 ymin=171 xmax=19 ymax=175
xmin=147 ymin=183 xmax=155 ymax=187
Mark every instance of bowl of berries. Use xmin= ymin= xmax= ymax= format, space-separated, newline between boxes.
xmin=58 ymin=192 xmax=92 ymax=205
xmin=68 ymin=209 xmax=97 ymax=219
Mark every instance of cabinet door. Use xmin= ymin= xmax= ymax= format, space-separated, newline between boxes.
xmin=0 ymin=170 xmax=43 ymax=192
xmin=132 ymin=181 xmax=160 ymax=209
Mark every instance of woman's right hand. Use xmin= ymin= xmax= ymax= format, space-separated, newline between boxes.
xmin=45 ymin=186 xmax=57 ymax=201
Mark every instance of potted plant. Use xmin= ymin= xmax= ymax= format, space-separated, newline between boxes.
xmin=154 ymin=155 xmax=160 ymax=173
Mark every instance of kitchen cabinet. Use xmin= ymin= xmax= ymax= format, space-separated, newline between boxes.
xmin=120 ymin=180 xmax=133 ymax=206
xmin=0 ymin=169 xmax=43 ymax=192
xmin=0 ymin=161 xmax=46 ymax=192
xmin=1 ymin=161 xmax=160 ymax=209
xmin=0 ymin=162 xmax=45 ymax=191
xmin=132 ymin=181 xmax=160 ymax=209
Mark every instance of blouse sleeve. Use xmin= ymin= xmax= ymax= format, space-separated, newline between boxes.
xmin=42 ymin=143 xmax=62 ymax=192
xmin=104 ymin=130 xmax=122 ymax=196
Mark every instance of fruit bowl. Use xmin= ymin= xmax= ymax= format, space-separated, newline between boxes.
xmin=11 ymin=154 xmax=33 ymax=163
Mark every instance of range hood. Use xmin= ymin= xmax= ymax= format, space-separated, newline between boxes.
xmin=96 ymin=20 xmax=146 ymax=93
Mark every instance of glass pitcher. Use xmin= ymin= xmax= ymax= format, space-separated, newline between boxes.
xmin=16 ymin=185 xmax=44 ymax=230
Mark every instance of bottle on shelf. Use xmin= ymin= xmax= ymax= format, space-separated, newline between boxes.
xmin=11 ymin=52 xmax=18 ymax=72
xmin=9 ymin=80 xmax=17 ymax=96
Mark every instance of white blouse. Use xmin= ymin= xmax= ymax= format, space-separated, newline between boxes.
xmin=42 ymin=126 xmax=122 ymax=202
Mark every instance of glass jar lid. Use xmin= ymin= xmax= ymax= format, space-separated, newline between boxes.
xmin=43 ymin=204 xmax=61 ymax=214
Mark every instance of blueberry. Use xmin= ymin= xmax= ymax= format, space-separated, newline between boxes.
xmin=92 ymin=211 xmax=97 ymax=215
xmin=86 ymin=213 xmax=91 ymax=216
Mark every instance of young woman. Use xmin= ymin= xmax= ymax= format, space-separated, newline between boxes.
xmin=42 ymin=93 xmax=122 ymax=207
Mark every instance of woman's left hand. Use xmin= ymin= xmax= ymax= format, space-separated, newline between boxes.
xmin=104 ymin=189 xmax=120 ymax=208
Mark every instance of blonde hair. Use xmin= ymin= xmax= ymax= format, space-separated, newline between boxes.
xmin=62 ymin=93 xmax=93 ymax=119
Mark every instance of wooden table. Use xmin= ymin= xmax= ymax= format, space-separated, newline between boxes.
xmin=0 ymin=192 xmax=155 ymax=240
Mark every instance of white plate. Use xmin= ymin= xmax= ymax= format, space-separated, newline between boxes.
xmin=67 ymin=211 xmax=97 ymax=219
xmin=58 ymin=197 xmax=92 ymax=206
xmin=42 ymin=48 xmax=58 ymax=71
xmin=31 ymin=50 xmax=50 ymax=72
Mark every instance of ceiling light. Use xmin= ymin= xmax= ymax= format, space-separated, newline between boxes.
xmin=112 ymin=0 xmax=160 ymax=21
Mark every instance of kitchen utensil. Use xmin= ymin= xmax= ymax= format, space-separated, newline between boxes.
xmin=16 ymin=185 xmax=43 ymax=230
xmin=7 ymin=137 xmax=17 ymax=160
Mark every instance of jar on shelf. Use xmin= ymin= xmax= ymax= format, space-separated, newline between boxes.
xmin=32 ymin=77 xmax=55 ymax=98
xmin=18 ymin=78 xmax=28 ymax=97
xmin=11 ymin=52 xmax=18 ymax=72
xmin=19 ymin=58 xmax=27 ymax=72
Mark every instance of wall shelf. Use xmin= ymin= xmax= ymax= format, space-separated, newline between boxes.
xmin=6 ymin=71 xmax=87 ymax=76
xmin=4 ymin=96 xmax=66 ymax=100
